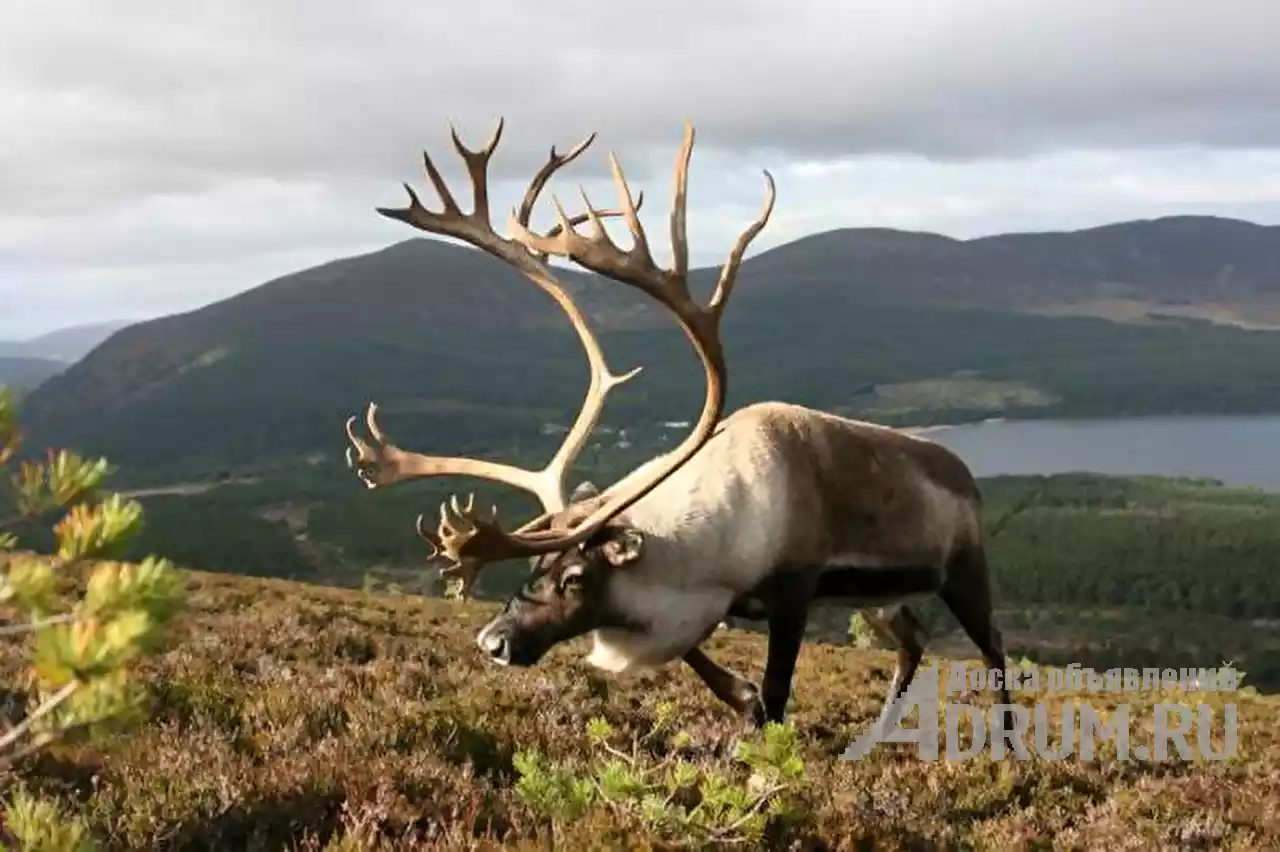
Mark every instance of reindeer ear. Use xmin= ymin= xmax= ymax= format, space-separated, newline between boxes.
xmin=599 ymin=527 xmax=644 ymax=567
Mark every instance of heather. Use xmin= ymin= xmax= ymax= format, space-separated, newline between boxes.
xmin=4 ymin=569 xmax=1277 ymax=850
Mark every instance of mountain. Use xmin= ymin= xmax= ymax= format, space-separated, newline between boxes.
xmin=0 ymin=319 xmax=134 ymax=362
xmin=741 ymin=215 xmax=1280 ymax=326
xmin=19 ymin=215 xmax=1280 ymax=478
xmin=0 ymin=356 xmax=66 ymax=391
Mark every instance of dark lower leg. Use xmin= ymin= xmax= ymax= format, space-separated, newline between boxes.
xmin=683 ymin=648 xmax=764 ymax=725
xmin=940 ymin=547 xmax=1016 ymax=740
xmin=761 ymin=598 xmax=812 ymax=724
xmin=859 ymin=605 xmax=928 ymax=731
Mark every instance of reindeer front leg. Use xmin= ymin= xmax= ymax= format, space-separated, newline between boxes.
xmin=758 ymin=583 xmax=815 ymax=724
xmin=682 ymin=648 xmax=766 ymax=726
xmin=689 ymin=579 xmax=817 ymax=727
xmin=684 ymin=572 xmax=820 ymax=728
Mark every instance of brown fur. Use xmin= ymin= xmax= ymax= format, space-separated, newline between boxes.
xmin=730 ymin=404 xmax=983 ymax=571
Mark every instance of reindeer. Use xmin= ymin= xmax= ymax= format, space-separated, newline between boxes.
xmin=344 ymin=119 xmax=1015 ymax=739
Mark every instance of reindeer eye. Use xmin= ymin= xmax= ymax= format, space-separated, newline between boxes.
xmin=560 ymin=569 xmax=585 ymax=591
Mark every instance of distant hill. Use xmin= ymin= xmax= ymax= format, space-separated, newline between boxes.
xmin=0 ymin=319 xmax=133 ymax=362
xmin=19 ymin=215 xmax=1280 ymax=477
xmin=741 ymin=215 xmax=1280 ymax=326
xmin=0 ymin=356 xmax=66 ymax=392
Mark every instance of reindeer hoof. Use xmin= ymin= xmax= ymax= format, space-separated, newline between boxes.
xmin=721 ymin=700 xmax=771 ymax=757
xmin=735 ymin=694 xmax=767 ymax=733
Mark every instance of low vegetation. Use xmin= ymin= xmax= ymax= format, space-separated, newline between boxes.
xmin=3 ymin=570 xmax=1278 ymax=849
xmin=0 ymin=385 xmax=187 ymax=847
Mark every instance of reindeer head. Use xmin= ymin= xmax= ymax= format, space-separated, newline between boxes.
xmin=343 ymin=119 xmax=774 ymax=666
xmin=476 ymin=520 xmax=645 ymax=665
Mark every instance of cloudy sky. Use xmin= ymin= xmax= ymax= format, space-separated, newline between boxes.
xmin=3 ymin=1 xmax=1280 ymax=339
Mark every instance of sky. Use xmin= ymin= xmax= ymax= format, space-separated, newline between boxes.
xmin=3 ymin=1 xmax=1280 ymax=339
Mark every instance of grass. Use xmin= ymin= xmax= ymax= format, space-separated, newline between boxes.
xmin=854 ymin=374 xmax=1059 ymax=419
xmin=4 ymin=569 xmax=1280 ymax=849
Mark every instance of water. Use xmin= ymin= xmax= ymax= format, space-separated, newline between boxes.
xmin=915 ymin=414 xmax=1280 ymax=491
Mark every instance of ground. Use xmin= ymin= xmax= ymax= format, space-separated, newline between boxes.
xmin=3 ymin=570 xmax=1279 ymax=850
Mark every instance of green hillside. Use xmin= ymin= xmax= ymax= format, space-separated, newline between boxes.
xmin=19 ymin=216 xmax=1280 ymax=481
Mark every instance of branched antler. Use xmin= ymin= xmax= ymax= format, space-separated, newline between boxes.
xmin=347 ymin=119 xmax=774 ymax=593
xmin=343 ymin=121 xmax=647 ymax=592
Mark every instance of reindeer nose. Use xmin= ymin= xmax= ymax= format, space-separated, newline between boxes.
xmin=486 ymin=635 xmax=510 ymax=663
xmin=478 ymin=626 xmax=512 ymax=664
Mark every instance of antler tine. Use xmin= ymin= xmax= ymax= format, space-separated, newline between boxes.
xmin=415 ymin=512 xmax=444 ymax=559
xmin=516 ymin=133 xmax=598 ymax=229
xmin=543 ymin=192 xmax=645 ymax=241
xmin=669 ymin=123 xmax=694 ymax=283
xmin=419 ymin=147 xmax=463 ymax=217
xmin=345 ymin=401 xmax=555 ymax=502
xmin=709 ymin=170 xmax=776 ymax=317
xmin=447 ymin=117 xmax=505 ymax=222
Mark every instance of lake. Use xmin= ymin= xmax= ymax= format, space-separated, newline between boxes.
xmin=915 ymin=414 xmax=1280 ymax=491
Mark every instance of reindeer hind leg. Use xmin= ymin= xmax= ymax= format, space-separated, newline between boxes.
xmin=937 ymin=543 xmax=1016 ymax=742
xmin=859 ymin=604 xmax=929 ymax=735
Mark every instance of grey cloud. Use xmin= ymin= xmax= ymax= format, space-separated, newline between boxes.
xmin=6 ymin=0 xmax=1280 ymax=215
xmin=4 ymin=0 xmax=1280 ymax=337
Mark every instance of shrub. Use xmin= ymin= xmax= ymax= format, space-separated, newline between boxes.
xmin=0 ymin=385 xmax=186 ymax=847
xmin=513 ymin=700 xmax=806 ymax=845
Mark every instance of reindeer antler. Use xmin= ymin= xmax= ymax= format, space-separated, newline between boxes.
xmin=410 ymin=121 xmax=775 ymax=565
xmin=344 ymin=120 xmax=644 ymax=592
xmin=346 ymin=119 xmax=774 ymax=592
